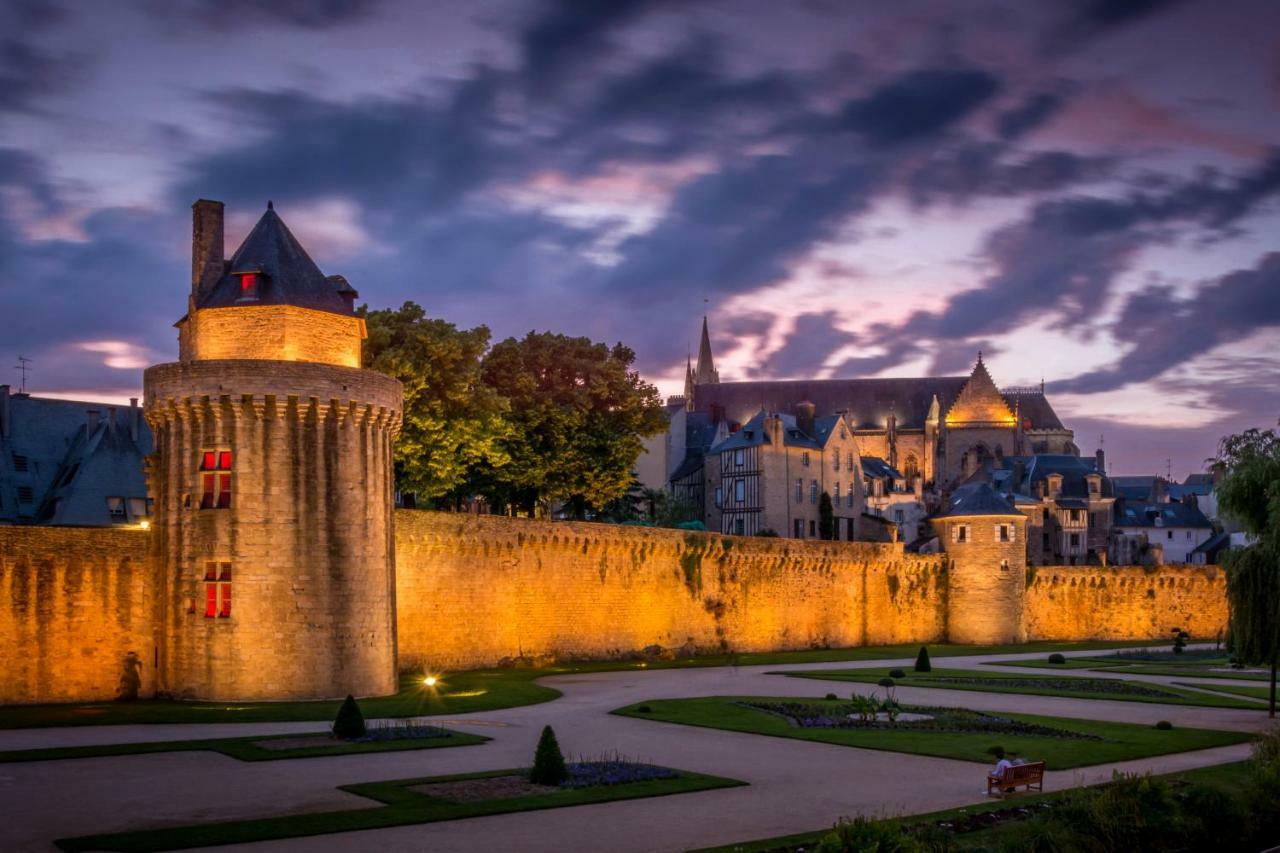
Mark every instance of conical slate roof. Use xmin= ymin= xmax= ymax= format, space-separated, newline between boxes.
xmin=695 ymin=316 xmax=719 ymax=384
xmin=196 ymin=204 xmax=354 ymax=316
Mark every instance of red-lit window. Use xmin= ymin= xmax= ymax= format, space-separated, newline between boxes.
xmin=199 ymin=451 xmax=233 ymax=509
xmin=203 ymin=561 xmax=232 ymax=618
xmin=240 ymin=273 xmax=258 ymax=299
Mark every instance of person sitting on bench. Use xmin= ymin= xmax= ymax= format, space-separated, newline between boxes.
xmin=988 ymin=747 xmax=1013 ymax=793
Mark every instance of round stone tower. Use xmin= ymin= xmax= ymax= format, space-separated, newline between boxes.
xmin=932 ymin=482 xmax=1027 ymax=644
xmin=144 ymin=200 xmax=402 ymax=701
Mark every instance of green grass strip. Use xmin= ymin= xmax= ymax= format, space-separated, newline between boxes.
xmin=613 ymin=697 xmax=1250 ymax=769
xmin=780 ymin=667 xmax=1266 ymax=709
xmin=55 ymin=767 xmax=745 ymax=852
xmin=688 ymin=760 xmax=1252 ymax=853
xmin=0 ymin=640 xmax=1170 ymax=731
xmin=0 ymin=728 xmax=489 ymax=764
xmin=1172 ymin=681 xmax=1274 ymax=701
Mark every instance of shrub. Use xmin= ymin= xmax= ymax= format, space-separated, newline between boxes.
xmin=332 ymin=694 xmax=366 ymax=740
xmin=914 ymin=646 xmax=931 ymax=672
xmin=530 ymin=725 xmax=568 ymax=785
xmin=815 ymin=816 xmax=920 ymax=853
xmin=889 ymin=668 xmax=906 ymax=679
xmin=1155 ymin=720 xmax=1173 ymax=730
xmin=1048 ymin=653 xmax=1067 ymax=664
xmin=878 ymin=677 xmax=896 ymax=688
xmin=1180 ymin=783 xmax=1247 ymax=850
xmin=824 ymin=693 xmax=838 ymax=701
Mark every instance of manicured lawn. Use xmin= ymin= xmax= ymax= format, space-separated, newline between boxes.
xmin=54 ymin=766 xmax=744 ymax=852
xmin=0 ymin=726 xmax=488 ymax=764
xmin=0 ymin=640 xmax=1166 ymax=730
xmin=780 ymin=667 xmax=1266 ymax=709
xmin=0 ymin=671 xmax=560 ymax=730
xmin=1172 ymin=681 xmax=1274 ymax=701
xmin=613 ymin=697 xmax=1250 ymax=768
xmin=690 ymin=761 xmax=1252 ymax=853
xmin=1107 ymin=665 xmax=1271 ymax=680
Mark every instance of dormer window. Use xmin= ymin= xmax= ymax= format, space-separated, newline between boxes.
xmin=238 ymin=273 xmax=259 ymax=301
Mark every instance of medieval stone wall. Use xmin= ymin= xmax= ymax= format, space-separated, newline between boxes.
xmin=1024 ymin=564 xmax=1228 ymax=641
xmin=394 ymin=510 xmax=950 ymax=671
xmin=0 ymin=526 xmax=152 ymax=704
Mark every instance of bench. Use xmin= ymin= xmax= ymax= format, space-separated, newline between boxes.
xmin=987 ymin=761 xmax=1045 ymax=796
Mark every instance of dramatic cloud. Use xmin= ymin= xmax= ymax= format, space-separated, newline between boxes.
xmin=1053 ymin=253 xmax=1280 ymax=393
xmin=752 ymin=312 xmax=857 ymax=378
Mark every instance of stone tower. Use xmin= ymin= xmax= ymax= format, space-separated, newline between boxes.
xmin=144 ymin=200 xmax=402 ymax=701
xmin=932 ymin=482 xmax=1027 ymax=644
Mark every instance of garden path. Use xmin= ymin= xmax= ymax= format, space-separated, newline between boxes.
xmin=0 ymin=646 xmax=1270 ymax=852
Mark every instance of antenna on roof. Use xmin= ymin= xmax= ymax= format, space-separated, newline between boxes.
xmin=267 ymin=200 xmax=274 ymax=210
xmin=14 ymin=355 xmax=31 ymax=393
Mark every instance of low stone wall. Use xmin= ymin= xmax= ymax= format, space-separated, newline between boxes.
xmin=393 ymin=510 xmax=949 ymax=671
xmin=0 ymin=526 xmax=153 ymax=704
xmin=1023 ymin=565 xmax=1228 ymax=641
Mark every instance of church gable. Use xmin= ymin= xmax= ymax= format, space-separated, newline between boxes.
xmin=944 ymin=355 xmax=1016 ymax=427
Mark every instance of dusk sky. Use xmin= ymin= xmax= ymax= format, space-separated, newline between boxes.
xmin=1 ymin=0 xmax=1277 ymax=477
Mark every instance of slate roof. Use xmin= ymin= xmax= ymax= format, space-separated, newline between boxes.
xmin=936 ymin=482 xmax=1021 ymax=518
xmin=708 ymin=411 xmax=843 ymax=454
xmin=1191 ymin=530 xmax=1230 ymax=557
xmin=1004 ymin=454 xmax=1112 ymax=499
xmin=1112 ymin=476 xmax=1160 ymax=501
xmin=195 ymin=204 xmax=355 ymax=316
xmin=1114 ymin=500 xmax=1213 ymax=529
xmin=861 ymin=456 xmax=903 ymax=480
xmin=1 ymin=390 xmax=152 ymax=526
xmin=691 ymin=378 xmax=1065 ymax=431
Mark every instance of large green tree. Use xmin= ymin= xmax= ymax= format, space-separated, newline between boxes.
xmin=362 ymin=302 xmax=511 ymax=505
xmin=1211 ymin=425 xmax=1280 ymax=717
xmin=480 ymin=331 xmax=666 ymax=517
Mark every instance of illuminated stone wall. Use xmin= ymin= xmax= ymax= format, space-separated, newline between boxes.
xmin=0 ymin=526 xmax=153 ymax=704
xmin=178 ymin=305 xmax=365 ymax=368
xmin=145 ymin=359 xmax=402 ymax=701
xmin=1024 ymin=564 xmax=1229 ymax=640
xmin=394 ymin=510 xmax=950 ymax=670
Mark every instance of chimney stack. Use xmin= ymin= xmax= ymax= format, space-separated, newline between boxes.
xmin=0 ymin=384 xmax=9 ymax=439
xmin=795 ymin=400 xmax=816 ymax=438
xmin=1094 ymin=448 xmax=1106 ymax=475
xmin=192 ymin=199 xmax=225 ymax=300
xmin=129 ymin=397 xmax=140 ymax=442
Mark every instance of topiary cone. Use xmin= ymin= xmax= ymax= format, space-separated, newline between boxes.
xmin=530 ymin=724 xmax=567 ymax=785
xmin=332 ymin=694 xmax=367 ymax=740
xmin=914 ymin=646 xmax=932 ymax=673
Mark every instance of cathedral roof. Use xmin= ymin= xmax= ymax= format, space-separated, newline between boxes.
xmin=692 ymin=376 xmax=966 ymax=430
xmin=195 ymin=204 xmax=354 ymax=316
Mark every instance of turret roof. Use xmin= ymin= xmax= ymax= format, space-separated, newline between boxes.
xmin=195 ymin=204 xmax=354 ymax=316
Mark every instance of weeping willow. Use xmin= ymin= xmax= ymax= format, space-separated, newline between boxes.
xmin=1224 ymin=544 xmax=1280 ymax=665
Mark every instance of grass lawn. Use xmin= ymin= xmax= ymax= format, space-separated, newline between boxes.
xmin=54 ymin=766 xmax=744 ymax=853
xmin=0 ymin=640 xmax=1168 ymax=731
xmin=1172 ymin=681 xmax=1274 ymax=701
xmin=779 ymin=667 xmax=1266 ymax=709
xmin=0 ymin=670 xmax=560 ymax=730
xmin=612 ymin=697 xmax=1250 ymax=769
xmin=0 ymin=726 xmax=489 ymax=764
xmin=690 ymin=761 xmax=1252 ymax=853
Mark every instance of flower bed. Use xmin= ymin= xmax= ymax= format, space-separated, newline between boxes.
xmin=352 ymin=720 xmax=455 ymax=742
xmin=919 ymin=676 xmax=1184 ymax=698
xmin=561 ymin=759 xmax=680 ymax=788
xmin=740 ymin=701 xmax=1102 ymax=740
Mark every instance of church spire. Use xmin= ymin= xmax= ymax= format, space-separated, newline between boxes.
xmin=694 ymin=315 xmax=719 ymax=385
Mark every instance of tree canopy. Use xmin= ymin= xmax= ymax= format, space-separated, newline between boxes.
xmin=362 ymin=304 xmax=667 ymax=516
xmin=481 ymin=331 xmax=667 ymax=517
xmin=362 ymin=302 xmax=511 ymax=504
xmin=1210 ymin=424 xmax=1280 ymax=716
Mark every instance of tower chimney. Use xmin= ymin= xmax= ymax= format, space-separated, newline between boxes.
xmin=191 ymin=199 xmax=225 ymax=300
xmin=129 ymin=397 xmax=140 ymax=442
xmin=0 ymin=384 xmax=9 ymax=439
xmin=795 ymin=400 xmax=816 ymax=438
xmin=1094 ymin=447 xmax=1106 ymax=475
